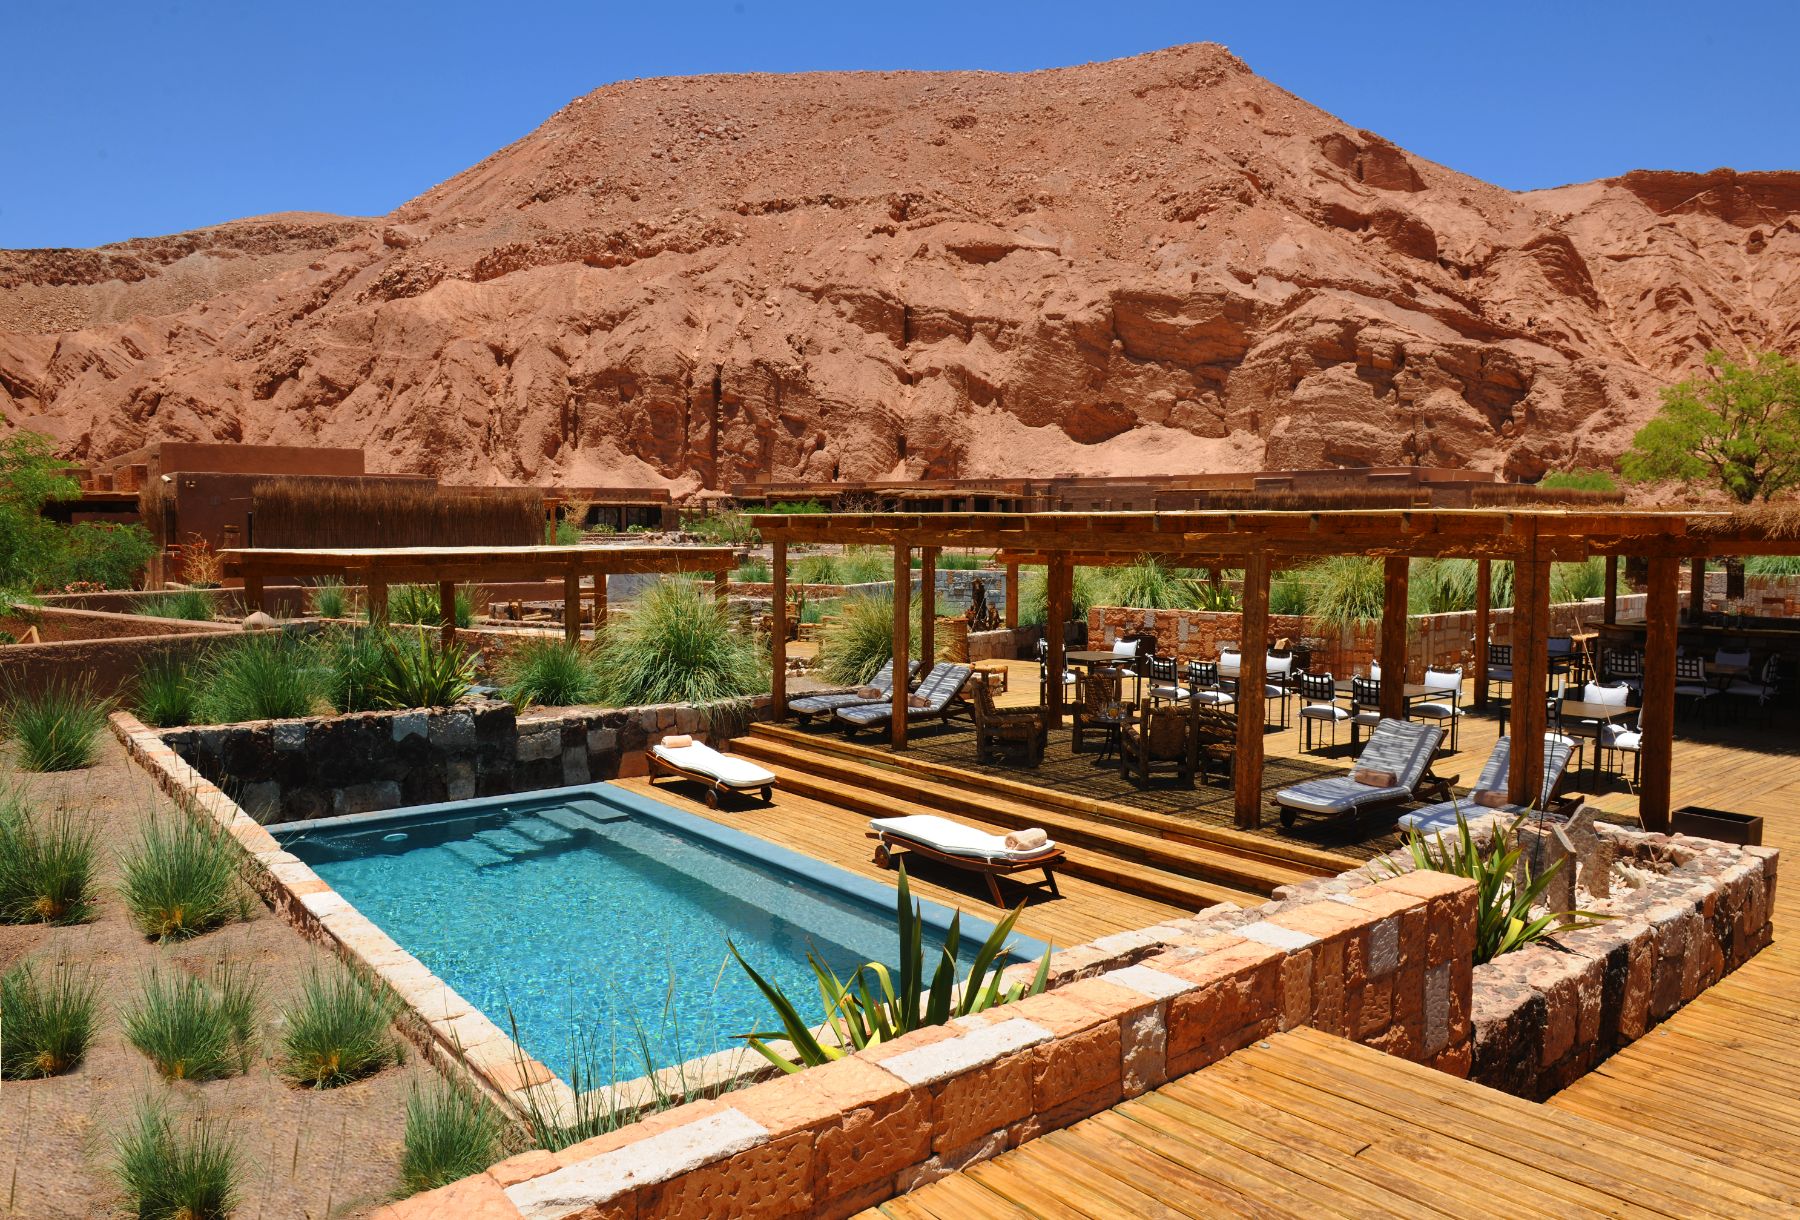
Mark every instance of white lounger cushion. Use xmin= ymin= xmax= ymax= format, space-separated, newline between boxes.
xmin=652 ymin=741 xmax=776 ymax=788
xmin=869 ymin=814 xmax=1056 ymax=860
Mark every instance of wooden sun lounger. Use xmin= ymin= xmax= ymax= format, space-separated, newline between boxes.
xmin=646 ymin=746 xmax=776 ymax=808
xmin=867 ymin=825 xmax=1064 ymax=907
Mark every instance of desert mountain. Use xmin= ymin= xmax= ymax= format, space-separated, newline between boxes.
xmin=3 ymin=44 xmax=1797 ymax=493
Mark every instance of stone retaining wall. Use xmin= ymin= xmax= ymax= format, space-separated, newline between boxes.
xmin=0 ymin=607 xmax=250 ymax=699
xmin=157 ymin=697 xmax=769 ymax=824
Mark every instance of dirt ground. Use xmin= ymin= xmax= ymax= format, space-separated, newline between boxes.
xmin=0 ymin=733 xmax=433 ymax=1218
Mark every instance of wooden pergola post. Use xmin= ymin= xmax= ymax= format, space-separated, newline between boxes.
xmin=438 ymin=580 xmax=457 ymax=648
xmin=1508 ymin=556 xmax=1551 ymax=806
xmin=1602 ymin=555 xmax=1619 ymax=625
xmin=591 ymin=572 xmax=608 ymax=636
xmin=891 ymin=543 xmax=912 ymax=749
xmin=1640 ymin=555 xmax=1679 ymax=831
xmin=1003 ymin=561 xmax=1019 ymax=629
xmin=563 ymin=571 xmax=581 ymax=643
xmin=1688 ymin=557 xmax=1706 ymax=621
xmin=771 ymin=540 xmax=787 ymax=718
xmin=367 ymin=576 xmax=389 ymax=626
xmin=920 ymin=547 xmax=938 ymax=664
xmin=1235 ymin=552 xmax=1271 ymax=829
xmin=714 ymin=568 xmax=729 ymax=606
xmin=1473 ymin=558 xmax=1492 ymax=710
xmin=1045 ymin=557 xmax=1071 ymax=723
xmin=1379 ymin=557 xmax=1410 ymax=719
xmin=243 ymin=572 xmax=265 ymax=618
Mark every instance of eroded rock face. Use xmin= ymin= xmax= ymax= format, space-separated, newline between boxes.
xmin=2 ymin=44 xmax=1796 ymax=490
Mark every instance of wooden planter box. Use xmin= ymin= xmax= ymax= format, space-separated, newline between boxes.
xmin=1671 ymin=805 xmax=1764 ymax=847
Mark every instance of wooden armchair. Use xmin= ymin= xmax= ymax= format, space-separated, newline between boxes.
xmin=1072 ymin=671 xmax=1130 ymax=753
xmin=1118 ymin=705 xmax=1196 ymax=787
xmin=969 ymin=679 xmax=1046 ymax=766
xmin=1191 ymin=706 xmax=1238 ymax=785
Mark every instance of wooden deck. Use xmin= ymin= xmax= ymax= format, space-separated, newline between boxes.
xmin=611 ymin=775 xmax=1191 ymax=946
xmin=857 ymin=1027 xmax=1793 ymax=1219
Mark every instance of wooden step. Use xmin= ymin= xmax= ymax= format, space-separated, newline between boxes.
xmin=739 ymin=752 xmax=1262 ymax=910
xmin=738 ymin=738 xmax=1296 ymax=899
xmin=746 ymin=721 xmax=1352 ymax=878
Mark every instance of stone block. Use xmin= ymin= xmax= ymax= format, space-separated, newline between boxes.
xmin=1422 ymin=962 xmax=1451 ymax=1057
xmin=447 ymin=759 xmax=476 ymax=801
xmin=271 ymin=720 xmax=309 ymax=752
xmin=392 ymin=711 xmax=428 ymax=742
xmin=238 ymin=781 xmax=281 ymax=820
xmin=1031 ymin=1022 xmax=1122 ymax=1111
xmin=892 ymin=1128 xmax=1007 ymax=1195
xmin=515 ymin=730 xmax=561 ymax=763
xmin=429 ymin=710 xmax=477 ymax=751
xmin=931 ymin=1048 xmax=1035 ymax=1151
xmin=506 ymin=1107 xmax=768 ymax=1217
xmin=873 ymin=1018 xmax=1050 ymax=1088
xmin=332 ymin=780 xmax=401 ymax=816
xmin=637 ymin=1130 xmax=812 ymax=1219
xmin=1119 ymin=1002 xmax=1168 ymax=1097
xmin=588 ymin=726 xmax=619 ymax=755
xmin=1279 ymin=947 xmax=1313 ymax=1031
xmin=562 ymin=746 xmax=591 ymax=786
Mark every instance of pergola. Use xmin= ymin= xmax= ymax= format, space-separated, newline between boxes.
xmin=222 ymin=544 xmax=739 ymax=644
xmin=755 ymin=507 xmax=1800 ymax=833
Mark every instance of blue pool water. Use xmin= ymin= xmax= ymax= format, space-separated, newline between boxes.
xmin=277 ymin=788 xmax=1038 ymax=1079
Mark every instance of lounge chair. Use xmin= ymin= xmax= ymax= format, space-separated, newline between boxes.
xmin=1395 ymin=734 xmax=1574 ymax=835
xmin=833 ymin=662 xmax=974 ymax=735
xmin=867 ymin=813 xmax=1063 ymax=906
xmin=1272 ymin=718 xmax=1444 ymax=830
xmin=786 ymin=659 xmax=918 ymax=721
xmin=648 ymin=739 xmax=777 ymax=807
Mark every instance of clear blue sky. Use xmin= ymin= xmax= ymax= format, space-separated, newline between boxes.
xmin=6 ymin=1 xmax=1795 ymax=249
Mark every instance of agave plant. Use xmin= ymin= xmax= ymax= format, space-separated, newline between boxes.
xmin=730 ymin=864 xmax=1050 ymax=1073
xmin=367 ymin=628 xmax=477 ymax=710
xmin=1395 ymin=811 xmax=1607 ymax=964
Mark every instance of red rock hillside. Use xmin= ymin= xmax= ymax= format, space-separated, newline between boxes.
xmin=3 ymin=44 xmax=1797 ymax=492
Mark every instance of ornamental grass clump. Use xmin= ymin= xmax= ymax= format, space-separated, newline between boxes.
xmin=789 ymin=552 xmax=840 ymax=585
xmin=121 ymin=813 xmax=244 ymax=941
xmin=125 ymin=964 xmax=261 ymax=1081
xmin=135 ymin=589 xmax=215 ymax=622
xmin=132 ymin=657 xmax=198 ymax=729
xmin=111 ymin=1099 xmax=242 ymax=1220
xmin=317 ymin=626 xmax=390 ymax=713
xmin=1 ymin=679 xmax=112 ymax=772
xmin=381 ymin=583 xmax=474 ymax=629
xmin=731 ymin=864 xmax=1050 ymax=1072
xmin=815 ymin=594 xmax=915 ymax=686
xmin=276 ymin=967 xmax=400 ymax=1088
xmin=364 ymin=628 xmax=477 ymax=709
xmin=0 ymin=788 xmax=98 ymax=924
xmin=0 ymin=960 xmax=100 ymax=1078
xmin=400 ymin=1078 xmax=507 ymax=1194
xmin=308 ymin=580 xmax=349 ymax=619
xmin=592 ymin=579 xmax=766 ymax=706
xmin=1299 ymin=555 xmax=1386 ymax=631
xmin=191 ymin=634 xmax=325 ymax=723
xmin=499 ymin=637 xmax=602 ymax=708
xmin=1394 ymin=812 xmax=1607 ymax=964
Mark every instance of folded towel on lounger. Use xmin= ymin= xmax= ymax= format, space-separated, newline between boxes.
xmin=1473 ymin=789 xmax=1509 ymax=809
xmin=856 ymin=686 xmax=882 ymax=699
xmin=661 ymin=734 xmax=694 ymax=749
xmin=1351 ymin=768 xmax=1398 ymax=788
xmin=1004 ymin=828 xmax=1049 ymax=851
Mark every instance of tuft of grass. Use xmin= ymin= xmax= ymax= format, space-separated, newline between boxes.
xmin=499 ymin=637 xmax=601 ymax=708
xmin=309 ymin=580 xmax=349 ymax=620
xmin=317 ymin=626 xmax=389 ymax=713
xmin=1270 ymin=570 xmax=1309 ymax=616
xmin=1551 ymin=557 xmax=1620 ymax=604
xmin=276 ymin=967 xmax=399 ymax=1089
xmin=0 ymin=678 xmax=113 ymax=772
xmin=1746 ymin=555 xmax=1800 ymax=576
xmin=837 ymin=548 xmax=892 ymax=585
xmin=816 ymin=594 xmax=917 ymax=686
xmin=125 ymin=964 xmax=261 ymax=1081
xmin=400 ymin=1079 xmax=507 ymax=1194
xmin=1093 ymin=555 xmax=1201 ymax=610
xmin=735 ymin=558 xmax=771 ymax=583
xmin=135 ymin=589 xmax=216 ymax=622
xmin=366 ymin=628 xmax=477 ymax=710
xmin=121 ymin=813 xmax=243 ymax=942
xmin=1297 ymin=556 xmax=1387 ymax=631
xmin=0 ymin=788 xmax=97 ymax=924
xmin=1016 ymin=565 xmax=1104 ymax=628
xmin=592 ymin=579 xmax=767 ymax=706
xmin=191 ymin=634 xmax=325 ymax=724
xmin=111 ymin=1098 xmax=242 ymax=1220
xmin=1539 ymin=468 xmax=1618 ymax=493
xmin=546 ymin=517 xmax=584 ymax=546
xmin=380 ymin=583 xmax=473 ymax=629
xmin=0 ymin=960 xmax=100 ymax=1078
xmin=933 ymin=551 xmax=986 ymax=571
xmin=132 ymin=657 xmax=198 ymax=729
xmin=789 ymin=553 xmax=840 ymax=585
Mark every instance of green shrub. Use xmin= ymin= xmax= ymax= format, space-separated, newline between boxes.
xmin=382 ymin=584 xmax=473 ymax=629
xmin=789 ymin=553 xmax=840 ymax=584
xmin=1746 ymin=555 xmax=1800 ymax=576
xmin=1539 ymin=468 xmax=1619 ymax=493
xmin=191 ymin=634 xmax=325 ymax=723
xmin=121 ymin=814 xmax=243 ymax=941
xmin=125 ymin=964 xmax=260 ymax=1081
xmin=1297 ymin=556 xmax=1386 ymax=631
xmin=133 ymin=657 xmax=198 ymax=729
xmin=837 ymin=548 xmax=892 ymax=585
xmin=545 ymin=518 xmax=584 ymax=546
xmin=276 ymin=967 xmax=399 ymax=1088
xmin=1408 ymin=558 xmax=1479 ymax=615
xmin=401 ymin=1078 xmax=507 ymax=1194
xmin=135 ymin=589 xmax=216 ymax=622
xmin=798 ymin=597 xmax=834 ymax=625
xmin=0 ymin=960 xmax=99 ymax=1078
xmin=1093 ymin=555 xmax=1201 ymax=610
xmin=367 ymin=629 xmax=477 ymax=709
xmin=816 ymin=595 xmax=917 ymax=686
xmin=1 ymin=678 xmax=113 ymax=771
xmin=1394 ymin=813 xmax=1606 ymax=964
xmin=1016 ymin=566 xmax=1103 ymax=628
xmin=735 ymin=558 xmax=771 ymax=583
xmin=111 ymin=1098 xmax=242 ymax=1220
xmin=592 ymin=579 xmax=767 ymax=706
xmin=499 ymin=637 xmax=602 ymax=708
xmin=1551 ymin=557 xmax=1619 ymax=604
xmin=309 ymin=580 xmax=349 ymax=619
xmin=682 ymin=510 xmax=760 ymax=546
xmin=934 ymin=551 xmax=985 ymax=571
xmin=732 ymin=863 xmax=1050 ymax=1072
xmin=1270 ymin=570 xmax=1309 ymax=616
xmin=0 ymin=789 xmax=97 ymax=924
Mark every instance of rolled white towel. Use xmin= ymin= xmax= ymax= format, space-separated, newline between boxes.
xmin=1004 ymin=827 xmax=1048 ymax=851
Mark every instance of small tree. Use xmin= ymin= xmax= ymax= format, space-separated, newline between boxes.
xmin=1623 ymin=349 xmax=1800 ymax=503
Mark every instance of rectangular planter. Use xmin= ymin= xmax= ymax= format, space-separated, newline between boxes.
xmin=1671 ymin=805 xmax=1764 ymax=847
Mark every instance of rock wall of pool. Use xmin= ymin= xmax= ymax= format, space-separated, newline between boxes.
xmin=269 ymin=782 xmax=1050 ymax=1104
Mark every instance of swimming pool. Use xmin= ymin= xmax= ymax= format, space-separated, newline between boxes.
xmin=274 ymin=784 xmax=1045 ymax=1079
